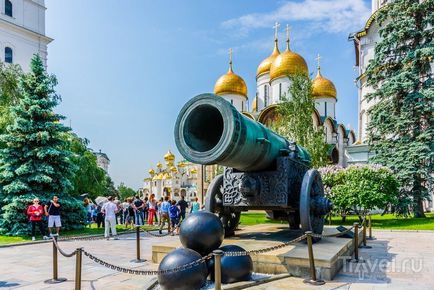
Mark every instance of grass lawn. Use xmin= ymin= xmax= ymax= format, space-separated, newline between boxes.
xmin=0 ymin=224 xmax=156 ymax=246
xmin=239 ymin=212 xmax=434 ymax=231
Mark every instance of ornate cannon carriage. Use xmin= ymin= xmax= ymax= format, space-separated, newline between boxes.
xmin=174 ymin=94 xmax=332 ymax=239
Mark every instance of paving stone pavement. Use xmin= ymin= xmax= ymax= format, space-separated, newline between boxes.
xmin=1 ymin=230 xmax=434 ymax=290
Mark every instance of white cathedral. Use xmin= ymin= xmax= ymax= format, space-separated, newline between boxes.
xmin=213 ymin=24 xmax=356 ymax=167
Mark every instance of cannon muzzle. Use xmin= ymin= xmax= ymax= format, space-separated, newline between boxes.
xmin=174 ymin=94 xmax=310 ymax=171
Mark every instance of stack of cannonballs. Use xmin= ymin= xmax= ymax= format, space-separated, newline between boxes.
xmin=158 ymin=211 xmax=253 ymax=290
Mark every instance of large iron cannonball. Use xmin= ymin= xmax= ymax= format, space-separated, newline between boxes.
xmin=179 ymin=211 xmax=224 ymax=256
xmin=158 ymin=248 xmax=208 ymax=290
xmin=208 ymin=245 xmax=253 ymax=284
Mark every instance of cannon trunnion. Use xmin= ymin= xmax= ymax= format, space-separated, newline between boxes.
xmin=174 ymin=94 xmax=332 ymax=241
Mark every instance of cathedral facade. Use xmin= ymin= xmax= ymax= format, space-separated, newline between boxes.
xmin=143 ymin=150 xmax=201 ymax=202
xmin=213 ymin=25 xmax=356 ymax=167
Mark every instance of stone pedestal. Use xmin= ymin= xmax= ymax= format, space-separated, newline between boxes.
xmin=152 ymin=224 xmax=363 ymax=280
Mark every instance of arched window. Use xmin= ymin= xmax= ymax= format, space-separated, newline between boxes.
xmin=5 ymin=0 xmax=12 ymax=17
xmin=5 ymin=47 xmax=12 ymax=63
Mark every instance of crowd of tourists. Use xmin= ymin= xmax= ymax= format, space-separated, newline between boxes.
xmin=27 ymin=194 xmax=202 ymax=241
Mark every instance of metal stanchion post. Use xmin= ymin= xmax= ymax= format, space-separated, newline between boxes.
xmin=213 ymin=249 xmax=223 ymax=290
xmin=303 ymin=232 xmax=325 ymax=286
xmin=75 ymin=248 xmax=83 ymax=290
xmin=359 ymin=218 xmax=372 ymax=249
xmin=131 ymin=226 xmax=145 ymax=263
xmin=351 ymin=223 xmax=363 ymax=263
xmin=367 ymin=214 xmax=375 ymax=240
xmin=44 ymin=235 xmax=67 ymax=284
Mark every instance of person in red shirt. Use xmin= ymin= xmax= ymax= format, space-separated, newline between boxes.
xmin=27 ymin=198 xmax=47 ymax=241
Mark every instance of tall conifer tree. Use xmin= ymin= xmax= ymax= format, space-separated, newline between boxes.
xmin=0 ymin=55 xmax=84 ymax=234
xmin=365 ymin=0 xmax=433 ymax=217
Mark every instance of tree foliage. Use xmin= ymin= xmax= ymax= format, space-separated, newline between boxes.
xmin=273 ymin=73 xmax=329 ymax=168
xmin=365 ymin=0 xmax=434 ymax=217
xmin=0 ymin=62 xmax=24 ymax=134
xmin=0 ymin=55 xmax=85 ymax=235
xmin=319 ymin=164 xmax=400 ymax=219
xmin=117 ymin=182 xmax=137 ymax=200
xmin=67 ymin=133 xmax=114 ymax=200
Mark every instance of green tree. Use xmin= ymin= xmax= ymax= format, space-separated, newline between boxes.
xmin=365 ymin=0 xmax=434 ymax=217
xmin=319 ymin=164 xmax=400 ymax=221
xmin=0 ymin=62 xmax=24 ymax=134
xmin=68 ymin=133 xmax=111 ymax=200
xmin=273 ymin=73 xmax=329 ymax=168
xmin=0 ymin=55 xmax=85 ymax=235
xmin=117 ymin=182 xmax=137 ymax=200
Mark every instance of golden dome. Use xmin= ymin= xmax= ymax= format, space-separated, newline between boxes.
xmin=312 ymin=68 xmax=336 ymax=99
xmin=190 ymin=168 xmax=198 ymax=174
xmin=257 ymin=40 xmax=280 ymax=78
xmin=148 ymin=168 xmax=155 ymax=175
xmin=156 ymin=161 xmax=162 ymax=168
xmin=269 ymin=38 xmax=308 ymax=82
xmin=152 ymin=173 xmax=163 ymax=180
xmin=177 ymin=161 xmax=186 ymax=168
xmin=164 ymin=150 xmax=175 ymax=161
xmin=170 ymin=166 xmax=177 ymax=172
xmin=214 ymin=60 xmax=247 ymax=98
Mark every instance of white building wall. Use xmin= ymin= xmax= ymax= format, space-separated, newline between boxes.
xmin=358 ymin=21 xmax=381 ymax=142
xmin=314 ymin=97 xmax=336 ymax=119
xmin=256 ymin=74 xmax=270 ymax=111
xmin=270 ymin=77 xmax=290 ymax=104
xmin=219 ymin=94 xmax=247 ymax=112
xmin=0 ymin=0 xmax=51 ymax=71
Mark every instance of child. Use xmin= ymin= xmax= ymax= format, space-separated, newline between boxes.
xmin=168 ymin=200 xmax=180 ymax=235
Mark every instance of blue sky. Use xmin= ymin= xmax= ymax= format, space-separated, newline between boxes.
xmin=46 ymin=0 xmax=372 ymax=189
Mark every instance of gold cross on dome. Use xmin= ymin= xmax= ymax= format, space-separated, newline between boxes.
xmin=316 ymin=53 xmax=322 ymax=69
xmin=228 ymin=48 xmax=232 ymax=64
xmin=273 ymin=22 xmax=280 ymax=40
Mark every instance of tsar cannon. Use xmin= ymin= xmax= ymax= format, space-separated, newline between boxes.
xmin=174 ymin=94 xmax=332 ymax=240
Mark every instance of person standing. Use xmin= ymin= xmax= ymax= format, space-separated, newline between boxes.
xmin=176 ymin=196 xmax=188 ymax=222
xmin=44 ymin=196 xmax=61 ymax=237
xmin=96 ymin=202 xmax=105 ymax=228
xmin=191 ymin=197 xmax=200 ymax=214
xmin=133 ymin=195 xmax=144 ymax=226
xmin=159 ymin=196 xmax=171 ymax=234
xmin=169 ymin=200 xmax=181 ymax=235
xmin=27 ymin=198 xmax=47 ymax=241
xmin=143 ymin=197 xmax=149 ymax=223
xmin=102 ymin=196 xmax=119 ymax=240
xmin=147 ymin=194 xmax=157 ymax=225
xmin=157 ymin=197 xmax=164 ymax=226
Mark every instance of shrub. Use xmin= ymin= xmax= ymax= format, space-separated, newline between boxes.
xmin=319 ymin=164 xmax=400 ymax=219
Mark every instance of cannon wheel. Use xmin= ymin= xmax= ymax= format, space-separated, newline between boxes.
xmin=205 ymin=174 xmax=240 ymax=237
xmin=300 ymin=169 xmax=325 ymax=242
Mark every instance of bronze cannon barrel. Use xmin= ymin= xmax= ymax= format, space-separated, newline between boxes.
xmin=174 ymin=94 xmax=310 ymax=171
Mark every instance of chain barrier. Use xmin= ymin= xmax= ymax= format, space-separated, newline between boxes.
xmin=48 ymin=216 xmax=369 ymax=280
xmin=57 ymin=226 xmax=174 ymax=242
xmin=82 ymin=250 xmax=212 ymax=275
xmin=52 ymin=238 xmax=77 ymax=258
xmin=224 ymin=234 xmax=307 ymax=257
xmin=310 ymin=216 xmax=367 ymax=239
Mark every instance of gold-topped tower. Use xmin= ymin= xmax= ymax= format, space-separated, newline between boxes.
xmin=214 ymin=48 xmax=248 ymax=98
xmin=312 ymin=54 xmax=337 ymax=99
xmin=269 ymin=24 xmax=308 ymax=81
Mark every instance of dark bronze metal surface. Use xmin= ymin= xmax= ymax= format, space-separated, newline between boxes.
xmin=175 ymin=94 xmax=332 ymax=239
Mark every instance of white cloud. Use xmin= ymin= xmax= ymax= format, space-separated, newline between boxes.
xmin=222 ymin=0 xmax=371 ymax=35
